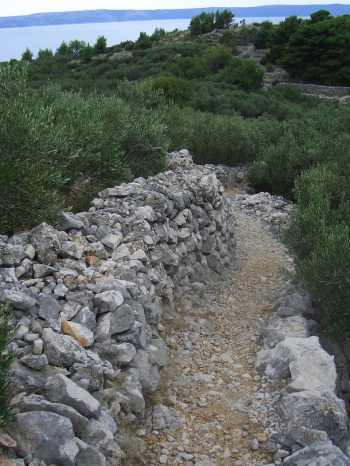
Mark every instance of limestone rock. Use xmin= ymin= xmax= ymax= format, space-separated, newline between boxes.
xmin=29 ymin=223 xmax=61 ymax=264
xmin=256 ymin=336 xmax=337 ymax=392
xmin=46 ymin=374 xmax=101 ymax=418
xmin=59 ymin=211 xmax=84 ymax=231
xmin=94 ymin=290 xmax=124 ymax=313
xmin=12 ymin=411 xmax=79 ymax=466
xmin=13 ymin=393 xmax=89 ymax=436
xmin=263 ymin=316 xmax=314 ymax=349
xmin=42 ymin=328 xmax=90 ymax=367
xmin=62 ymin=321 xmax=94 ymax=348
xmin=110 ymin=304 xmax=135 ymax=335
xmin=284 ymin=441 xmax=350 ymax=465
xmin=130 ymin=349 xmax=160 ymax=393
xmin=280 ymin=390 xmax=348 ymax=446
xmin=0 ymin=289 xmax=37 ymax=311
xmin=38 ymin=296 xmax=61 ymax=330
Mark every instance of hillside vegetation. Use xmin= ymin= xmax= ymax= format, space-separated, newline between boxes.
xmin=1 ymin=10 xmax=350 ymax=338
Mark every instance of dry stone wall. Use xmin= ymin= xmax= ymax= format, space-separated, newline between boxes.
xmin=0 ymin=151 xmax=235 ymax=466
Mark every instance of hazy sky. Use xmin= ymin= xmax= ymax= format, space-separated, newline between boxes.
xmin=1 ymin=0 xmax=350 ymax=17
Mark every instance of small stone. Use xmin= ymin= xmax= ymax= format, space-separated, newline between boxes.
xmin=251 ymin=439 xmax=259 ymax=450
xmin=94 ymin=291 xmax=124 ymax=313
xmin=62 ymin=321 xmax=94 ymax=348
xmin=0 ymin=430 xmax=17 ymax=448
xmin=54 ymin=283 xmax=68 ymax=298
xmin=32 ymin=339 xmax=44 ymax=355
xmin=38 ymin=296 xmax=61 ymax=330
xmin=21 ymin=354 xmax=48 ymax=370
xmin=101 ymin=233 xmax=123 ymax=250
xmin=23 ymin=333 xmax=39 ymax=343
xmin=15 ymin=324 xmax=29 ymax=340
xmin=59 ymin=211 xmax=84 ymax=231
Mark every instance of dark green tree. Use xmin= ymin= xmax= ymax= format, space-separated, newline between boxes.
xmin=311 ymin=9 xmax=331 ymax=22
xmin=190 ymin=12 xmax=215 ymax=36
xmin=56 ymin=41 xmax=70 ymax=57
xmin=274 ymin=14 xmax=350 ymax=85
xmin=37 ymin=48 xmax=54 ymax=62
xmin=82 ymin=43 xmax=94 ymax=62
xmin=94 ymin=35 xmax=107 ymax=54
xmin=68 ymin=40 xmax=87 ymax=58
xmin=254 ymin=21 xmax=276 ymax=48
xmin=135 ymin=32 xmax=153 ymax=49
xmin=151 ymin=28 xmax=166 ymax=42
xmin=21 ymin=48 xmax=33 ymax=62
xmin=214 ymin=9 xmax=234 ymax=30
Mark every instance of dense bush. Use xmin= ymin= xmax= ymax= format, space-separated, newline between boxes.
xmin=287 ymin=161 xmax=350 ymax=335
xmin=166 ymin=106 xmax=255 ymax=165
xmin=150 ymin=75 xmax=192 ymax=104
xmin=0 ymin=304 xmax=14 ymax=427
xmin=220 ymin=58 xmax=264 ymax=91
xmin=248 ymin=103 xmax=350 ymax=197
xmin=0 ymin=64 xmax=168 ymax=233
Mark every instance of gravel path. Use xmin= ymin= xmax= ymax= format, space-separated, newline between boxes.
xmin=142 ymin=196 xmax=292 ymax=466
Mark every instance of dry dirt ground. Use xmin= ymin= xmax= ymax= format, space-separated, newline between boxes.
xmin=140 ymin=196 xmax=291 ymax=466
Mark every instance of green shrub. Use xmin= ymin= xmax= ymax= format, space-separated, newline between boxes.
xmin=0 ymin=64 xmax=169 ymax=233
xmin=150 ymin=75 xmax=192 ymax=104
xmin=287 ymin=161 xmax=350 ymax=335
xmin=170 ymin=56 xmax=209 ymax=80
xmin=220 ymin=58 xmax=264 ymax=91
xmin=205 ymin=46 xmax=232 ymax=73
xmin=0 ymin=304 xmax=14 ymax=427
xmin=166 ymin=107 xmax=255 ymax=165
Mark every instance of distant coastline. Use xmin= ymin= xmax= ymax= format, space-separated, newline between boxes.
xmin=0 ymin=4 xmax=350 ymax=29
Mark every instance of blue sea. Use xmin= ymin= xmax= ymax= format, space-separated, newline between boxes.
xmin=0 ymin=17 xmax=289 ymax=62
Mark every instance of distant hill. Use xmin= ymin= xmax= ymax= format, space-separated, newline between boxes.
xmin=0 ymin=5 xmax=350 ymax=28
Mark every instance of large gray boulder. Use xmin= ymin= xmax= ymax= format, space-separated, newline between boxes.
xmin=59 ymin=211 xmax=85 ymax=231
xmin=110 ymin=304 xmax=135 ymax=334
xmin=284 ymin=441 xmax=350 ymax=465
xmin=130 ymin=349 xmax=160 ymax=393
xmin=263 ymin=315 xmax=314 ymax=349
xmin=280 ymin=390 xmax=348 ymax=446
xmin=275 ymin=291 xmax=313 ymax=317
xmin=94 ymin=290 xmax=124 ymax=313
xmin=12 ymin=411 xmax=79 ymax=466
xmin=42 ymin=328 xmax=91 ymax=367
xmin=0 ymin=288 xmax=37 ymax=311
xmin=46 ymin=374 xmax=101 ymax=418
xmin=76 ymin=439 xmax=107 ymax=466
xmin=29 ymin=223 xmax=61 ymax=264
xmin=12 ymin=393 xmax=89 ymax=435
xmin=256 ymin=336 xmax=337 ymax=392
xmin=38 ymin=295 xmax=61 ymax=330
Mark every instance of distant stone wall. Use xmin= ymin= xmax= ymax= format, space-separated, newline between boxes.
xmin=0 ymin=150 xmax=236 ymax=466
xmin=277 ymin=81 xmax=350 ymax=97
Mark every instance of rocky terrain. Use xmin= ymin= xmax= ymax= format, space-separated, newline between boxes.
xmin=0 ymin=151 xmax=349 ymax=466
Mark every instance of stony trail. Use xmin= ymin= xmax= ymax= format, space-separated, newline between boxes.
xmin=143 ymin=195 xmax=291 ymax=466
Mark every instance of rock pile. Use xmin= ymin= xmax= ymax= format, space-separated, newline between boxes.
xmin=235 ymin=192 xmax=293 ymax=233
xmin=257 ymin=286 xmax=350 ymax=465
xmin=0 ymin=152 xmax=235 ymax=466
